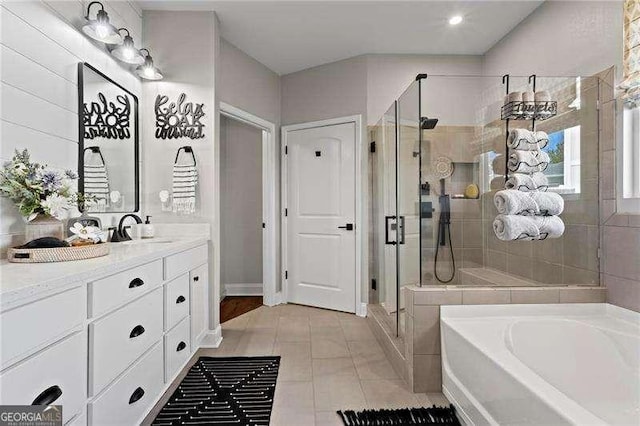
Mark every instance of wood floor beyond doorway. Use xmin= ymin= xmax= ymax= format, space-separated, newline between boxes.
xmin=221 ymin=296 xmax=263 ymax=323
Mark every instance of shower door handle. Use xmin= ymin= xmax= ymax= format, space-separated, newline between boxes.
xmin=385 ymin=216 xmax=397 ymax=245
xmin=398 ymin=216 xmax=406 ymax=245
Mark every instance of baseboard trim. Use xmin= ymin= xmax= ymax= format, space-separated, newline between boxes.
xmin=224 ymin=283 xmax=263 ymax=296
xmin=264 ymin=291 xmax=284 ymax=306
xmin=356 ymin=302 xmax=367 ymax=317
xmin=199 ymin=325 xmax=222 ymax=348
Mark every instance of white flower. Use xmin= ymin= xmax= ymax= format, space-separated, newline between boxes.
xmin=70 ymin=222 xmax=102 ymax=240
xmin=41 ymin=194 xmax=72 ymax=220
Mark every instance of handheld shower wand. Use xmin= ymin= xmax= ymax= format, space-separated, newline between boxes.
xmin=434 ymin=178 xmax=455 ymax=283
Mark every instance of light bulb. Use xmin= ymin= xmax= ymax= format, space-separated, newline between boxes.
xmin=123 ymin=47 xmax=134 ymax=60
xmin=448 ymin=15 xmax=463 ymax=26
xmin=95 ymin=23 xmax=109 ymax=39
xmin=144 ymin=67 xmax=154 ymax=78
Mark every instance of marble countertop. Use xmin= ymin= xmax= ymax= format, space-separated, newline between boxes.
xmin=0 ymin=237 xmax=209 ymax=311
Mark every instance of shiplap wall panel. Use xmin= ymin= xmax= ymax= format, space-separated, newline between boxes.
xmin=0 ymin=0 xmax=142 ymax=253
xmin=1 ymin=45 xmax=78 ymax=113
xmin=1 ymin=83 xmax=77 ymax=141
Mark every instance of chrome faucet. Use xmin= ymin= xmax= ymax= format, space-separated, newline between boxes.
xmin=109 ymin=214 xmax=143 ymax=242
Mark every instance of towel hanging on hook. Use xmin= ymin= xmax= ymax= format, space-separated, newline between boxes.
xmin=172 ymin=146 xmax=198 ymax=214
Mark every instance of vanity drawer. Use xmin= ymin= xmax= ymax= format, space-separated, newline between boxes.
xmin=1 ymin=285 xmax=85 ymax=367
xmin=164 ymin=274 xmax=190 ymax=331
xmin=164 ymin=244 xmax=207 ymax=280
xmin=88 ymin=259 xmax=163 ymax=318
xmin=164 ymin=316 xmax=191 ymax=381
xmin=0 ymin=332 xmax=86 ymax=424
xmin=89 ymin=342 xmax=164 ymax=426
xmin=89 ymin=288 xmax=163 ymax=395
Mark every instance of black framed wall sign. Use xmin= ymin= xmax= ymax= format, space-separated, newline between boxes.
xmin=78 ymin=62 xmax=140 ymax=213
xmin=155 ymin=93 xmax=206 ymax=140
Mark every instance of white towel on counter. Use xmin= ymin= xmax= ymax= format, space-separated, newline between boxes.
xmin=494 ymin=190 xmax=539 ymax=215
xmin=172 ymin=164 xmax=198 ymax=214
xmin=529 ymin=191 xmax=564 ymax=216
xmin=508 ymin=150 xmax=550 ymax=173
xmin=505 ymin=172 xmax=549 ymax=191
xmin=493 ymin=214 xmax=565 ymax=241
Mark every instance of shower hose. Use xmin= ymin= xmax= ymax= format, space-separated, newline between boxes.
xmin=434 ymin=216 xmax=456 ymax=283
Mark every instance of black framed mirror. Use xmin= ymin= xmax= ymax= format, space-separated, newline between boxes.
xmin=78 ymin=62 xmax=139 ymax=213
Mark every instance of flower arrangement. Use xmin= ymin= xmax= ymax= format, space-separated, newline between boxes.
xmin=0 ymin=149 xmax=81 ymax=221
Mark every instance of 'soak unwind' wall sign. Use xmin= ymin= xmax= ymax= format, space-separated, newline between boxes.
xmin=83 ymin=93 xmax=131 ymax=140
xmin=155 ymin=93 xmax=206 ymax=140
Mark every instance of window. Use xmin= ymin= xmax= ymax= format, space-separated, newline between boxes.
xmin=622 ymin=104 xmax=640 ymax=198
xmin=543 ymin=125 xmax=581 ymax=194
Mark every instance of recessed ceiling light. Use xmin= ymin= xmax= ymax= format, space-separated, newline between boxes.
xmin=449 ymin=15 xmax=463 ymax=26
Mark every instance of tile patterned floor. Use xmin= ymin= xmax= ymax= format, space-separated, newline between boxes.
xmin=143 ymin=304 xmax=449 ymax=426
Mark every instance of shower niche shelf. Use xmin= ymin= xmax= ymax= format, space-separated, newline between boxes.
xmin=500 ymin=100 xmax=557 ymax=121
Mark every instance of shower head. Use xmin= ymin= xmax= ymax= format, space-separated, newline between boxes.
xmin=420 ymin=117 xmax=439 ymax=130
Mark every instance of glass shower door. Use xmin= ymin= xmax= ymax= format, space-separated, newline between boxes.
xmin=396 ymin=81 xmax=421 ymax=337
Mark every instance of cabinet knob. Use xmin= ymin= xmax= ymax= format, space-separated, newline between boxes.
xmin=193 ymin=276 xmax=199 ymax=282
xmin=128 ymin=387 xmax=145 ymax=404
xmin=31 ymin=385 xmax=62 ymax=405
xmin=129 ymin=325 xmax=145 ymax=338
xmin=129 ymin=278 xmax=144 ymax=289
xmin=176 ymin=341 xmax=186 ymax=352
xmin=176 ymin=295 xmax=186 ymax=304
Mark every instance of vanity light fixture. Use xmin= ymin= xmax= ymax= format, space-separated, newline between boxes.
xmin=111 ymin=28 xmax=144 ymax=65
xmin=82 ymin=1 xmax=122 ymax=45
xmin=136 ymin=49 xmax=163 ymax=80
xmin=448 ymin=15 xmax=463 ymax=26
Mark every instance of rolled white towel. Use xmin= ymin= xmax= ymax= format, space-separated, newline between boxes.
xmin=490 ymin=176 xmax=505 ymax=190
xmin=494 ymin=190 xmax=539 ymax=215
xmin=505 ymin=172 xmax=549 ymax=191
xmin=508 ymin=150 xmax=550 ymax=173
xmin=534 ymin=131 xmax=549 ymax=149
xmin=507 ymin=129 xmax=536 ymax=150
xmin=493 ymin=214 xmax=541 ymax=241
xmin=529 ymin=191 xmax=564 ymax=215
xmin=534 ymin=215 xmax=565 ymax=239
xmin=493 ymin=214 xmax=565 ymax=241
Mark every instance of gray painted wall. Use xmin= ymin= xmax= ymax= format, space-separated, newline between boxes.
xmin=220 ymin=116 xmax=263 ymax=292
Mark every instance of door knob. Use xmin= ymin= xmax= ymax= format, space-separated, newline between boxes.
xmin=338 ymin=223 xmax=354 ymax=231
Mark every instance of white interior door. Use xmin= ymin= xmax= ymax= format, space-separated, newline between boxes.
xmin=286 ymin=122 xmax=356 ymax=313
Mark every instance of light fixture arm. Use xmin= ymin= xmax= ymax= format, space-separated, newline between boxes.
xmin=139 ymin=48 xmax=151 ymax=57
xmin=117 ymin=28 xmax=131 ymax=38
xmin=85 ymin=1 xmax=105 ymax=19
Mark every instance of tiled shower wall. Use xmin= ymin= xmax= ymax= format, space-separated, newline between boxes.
xmin=481 ymin=76 xmax=602 ymax=285
xmin=599 ymin=68 xmax=640 ymax=312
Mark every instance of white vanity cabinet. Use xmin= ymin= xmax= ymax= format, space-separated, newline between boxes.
xmin=0 ymin=240 xmax=212 ymax=426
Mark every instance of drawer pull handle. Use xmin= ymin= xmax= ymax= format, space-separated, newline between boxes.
xmin=176 ymin=295 xmax=186 ymax=304
xmin=128 ymin=387 xmax=145 ymax=404
xmin=129 ymin=325 xmax=145 ymax=338
xmin=176 ymin=341 xmax=187 ymax=352
xmin=32 ymin=385 xmax=62 ymax=405
xmin=129 ymin=278 xmax=144 ymax=289
xmin=193 ymin=276 xmax=199 ymax=282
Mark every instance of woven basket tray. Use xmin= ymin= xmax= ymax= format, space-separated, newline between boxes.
xmin=8 ymin=243 xmax=110 ymax=263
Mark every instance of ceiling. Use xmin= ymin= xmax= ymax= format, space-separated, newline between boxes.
xmin=136 ymin=1 xmax=544 ymax=75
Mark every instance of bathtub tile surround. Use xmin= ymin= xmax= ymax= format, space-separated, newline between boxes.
xmin=372 ymin=285 xmax=607 ymax=392
xmin=440 ymin=304 xmax=639 ymax=425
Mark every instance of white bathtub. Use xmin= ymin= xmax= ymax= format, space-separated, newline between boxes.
xmin=440 ymin=303 xmax=640 ymax=426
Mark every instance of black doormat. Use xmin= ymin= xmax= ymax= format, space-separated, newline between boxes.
xmin=152 ymin=356 xmax=280 ymax=426
xmin=338 ymin=405 xmax=461 ymax=425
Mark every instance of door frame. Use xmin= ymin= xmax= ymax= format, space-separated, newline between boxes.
xmin=281 ymin=115 xmax=365 ymax=316
xmin=219 ymin=102 xmax=278 ymax=306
